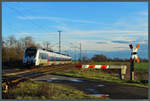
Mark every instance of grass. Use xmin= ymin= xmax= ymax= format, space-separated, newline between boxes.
xmin=134 ymin=62 xmax=148 ymax=73
xmin=54 ymin=68 xmax=148 ymax=88
xmin=3 ymin=80 xmax=107 ymax=100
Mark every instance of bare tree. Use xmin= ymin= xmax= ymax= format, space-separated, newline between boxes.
xmin=20 ymin=36 xmax=36 ymax=49
xmin=8 ymin=36 xmax=17 ymax=47
xmin=43 ymin=41 xmax=53 ymax=51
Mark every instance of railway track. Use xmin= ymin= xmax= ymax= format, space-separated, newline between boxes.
xmin=2 ymin=64 xmax=75 ymax=93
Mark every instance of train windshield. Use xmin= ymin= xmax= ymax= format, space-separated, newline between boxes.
xmin=25 ymin=48 xmax=37 ymax=57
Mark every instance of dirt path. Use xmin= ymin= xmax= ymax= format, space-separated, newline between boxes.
xmin=32 ymin=74 xmax=148 ymax=99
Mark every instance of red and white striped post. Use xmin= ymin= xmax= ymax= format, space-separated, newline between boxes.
xmin=129 ymin=44 xmax=140 ymax=80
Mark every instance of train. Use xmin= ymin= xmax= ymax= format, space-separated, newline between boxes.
xmin=23 ymin=46 xmax=72 ymax=66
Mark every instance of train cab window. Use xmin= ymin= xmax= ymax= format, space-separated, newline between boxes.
xmin=25 ymin=48 xmax=37 ymax=57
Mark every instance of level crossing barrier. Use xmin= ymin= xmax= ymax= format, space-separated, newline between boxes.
xmin=75 ymin=64 xmax=127 ymax=80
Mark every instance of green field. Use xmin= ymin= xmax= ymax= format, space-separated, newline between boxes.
xmin=134 ymin=62 xmax=148 ymax=73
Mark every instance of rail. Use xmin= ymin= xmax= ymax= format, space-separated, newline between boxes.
xmin=2 ymin=64 xmax=74 ymax=93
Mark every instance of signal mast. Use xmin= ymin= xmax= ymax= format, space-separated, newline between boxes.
xmin=129 ymin=44 xmax=140 ymax=80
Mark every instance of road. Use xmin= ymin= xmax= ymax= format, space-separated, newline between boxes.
xmin=32 ymin=74 xmax=148 ymax=99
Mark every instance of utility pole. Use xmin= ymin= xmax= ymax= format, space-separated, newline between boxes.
xmin=74 ymin=47 xmax=76 ymax=62
xmin=46 ymin=42 xmax=50 ymax=50
xmin=58 ymin=31 xmax=61 ymax=53
xmin=80 ymin=42 xmax=81 ymax=62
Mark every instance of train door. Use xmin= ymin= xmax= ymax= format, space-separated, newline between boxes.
xmin=39 ymin=52 xmax=46 ymax=66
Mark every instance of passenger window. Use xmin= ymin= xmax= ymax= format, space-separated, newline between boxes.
xmin=42 ymin=53 xmax=45 ymax=59
xmin=39 ymin=53 xmax=42 ymax=59
xmin=44 ymin=53 xmax=46 ymax=59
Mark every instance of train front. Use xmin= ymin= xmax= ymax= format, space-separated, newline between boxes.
xmin=23 ymin=47 xmax=37 ymax=66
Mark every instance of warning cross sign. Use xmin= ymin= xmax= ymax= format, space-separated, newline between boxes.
xmin=129 ymin=44 xmax=140 ymax=63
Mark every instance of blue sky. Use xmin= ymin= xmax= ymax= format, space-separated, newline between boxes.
xmin=2 ymin=2 xmax=148 ymax=59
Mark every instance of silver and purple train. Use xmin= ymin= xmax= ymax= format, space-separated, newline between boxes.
xmin=23 ymin=47 xmax=72 ymax=66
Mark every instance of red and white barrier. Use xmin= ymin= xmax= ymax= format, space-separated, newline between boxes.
xmin=75 ymin=64 xmax=127 ymax=80
xmin=75 ymin=65 xmax=109 ymax=69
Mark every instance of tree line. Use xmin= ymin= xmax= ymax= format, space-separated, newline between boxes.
xmin=82 ymin=54 xmax=148 ymax=62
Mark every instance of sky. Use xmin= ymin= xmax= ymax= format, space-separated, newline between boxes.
xmin=2 ymin=2 xmax=148 ymax=59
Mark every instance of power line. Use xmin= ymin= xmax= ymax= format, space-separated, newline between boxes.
xmin=80 ymin=42 xmax=82 ymax=61
xmin=58 ymin=30 xmax=61 ymax=53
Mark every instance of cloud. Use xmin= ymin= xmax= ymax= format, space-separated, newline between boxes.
xmin=67 ymin=29 xmax=147 ymax=36
xmin=137 ymin=11 xmax=148 ymax=16
xmin=19 ymin=32 xmax=30 ymax=35
xmin=114 ymin=10 xmax=148 ymax=31
xmin=96 ymin=42 xmax=107 ymax=44
xmin=135 ymin=39 xmax=148 ymax=44
xmin=66 ymin=39 xmax=130 ymax=52
xmin=15 ymin=10 xmax=148 ymax=52
xmin=52 ymin=24 xmax=70 ymax=31
xmin=17 ymin=16 xmax=106 ymax=25
xmin=13 ymin=30 xmax=147 ymax=52
xmin=112 ymin=40 xmax=130 ymax=44
xmin=62 ymin=29 xmax=147 ymax=42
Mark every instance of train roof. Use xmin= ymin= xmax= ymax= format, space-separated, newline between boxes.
xmin=26 ymin=46 xmax=71 ymax=57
